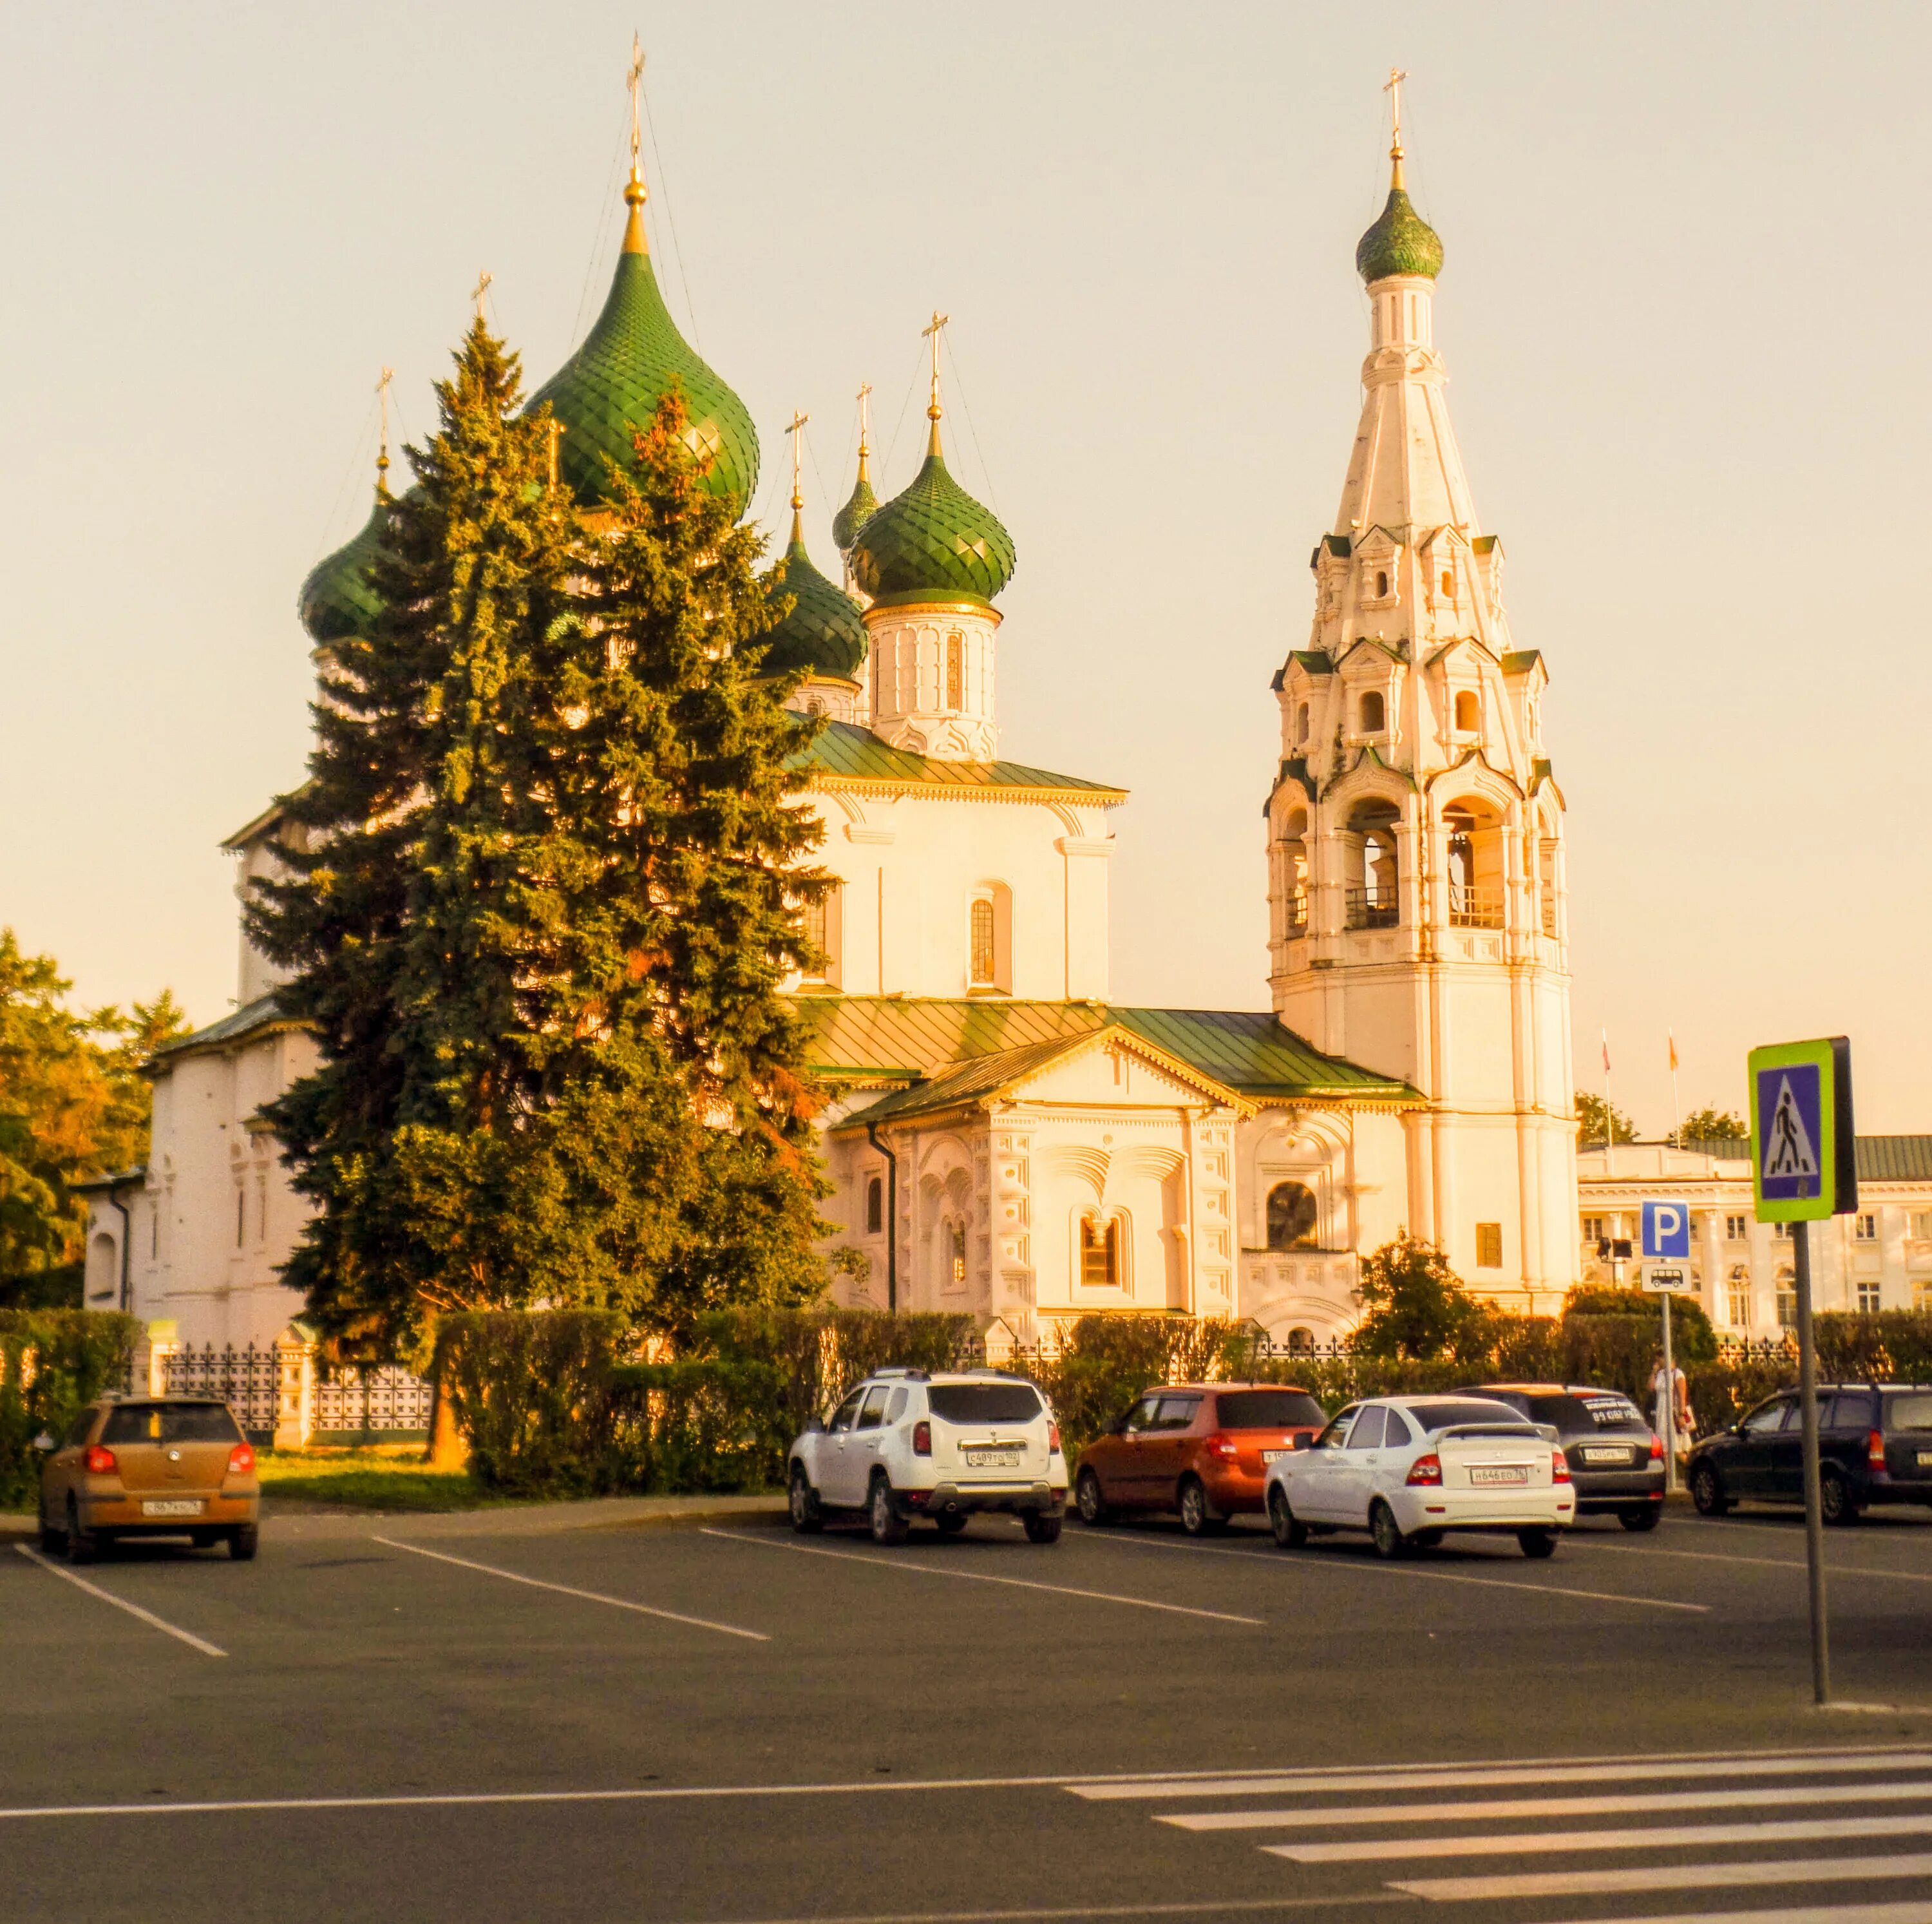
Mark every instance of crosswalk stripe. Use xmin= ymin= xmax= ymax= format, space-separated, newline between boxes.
xmin=1072 ymin=1751 xmax=1932 ymax=1802
xmin=1510 ymin=1906 xmax=1932 ymax=1924
xmin=1267 ymin=1811 xmax=1932 ymax=1864
xmin=1165 ymin=1777 xmax=1932 ymax=1832
xmin=1392 ymin=1849 xmax=1932 ymax=1902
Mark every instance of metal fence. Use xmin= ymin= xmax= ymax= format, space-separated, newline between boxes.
xmin=159 ymin=1342 xmax=281 ymax=1436
xmin=312 ymin=1364 xmax=434 ymax=1435
xmin=154 ymin=1339 xmax=432 ymax=1443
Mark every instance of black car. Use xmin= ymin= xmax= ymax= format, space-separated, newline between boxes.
xmin=1689 ymin=1384 xmax=1932 ymax=1526
xmin=1455 ymin=1382 xmax=1665 ymax=1530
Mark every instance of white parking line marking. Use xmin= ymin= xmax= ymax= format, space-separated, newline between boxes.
xmin=1072 ymin=1527 xmax=1709 ymax=1612
xmin=1070 ymin=1748 xmax=1932 ymax=1801
xmin=1269 ymin=1811 xmax=1932 ymax=1864
xmin=1580 ymin=1540 xmax=1932 ymax=1586
xmin=698 ymin=1529 xmax=1267 ymax=1626
xmin=1164 ymin=1776 xmax=1932 ymax=1830
xmin=1509 ymin=1907 xmax=1932 ymax=1924
xmin=1394 ymin=1849 xmax=1932 ymax=1902
xmin=14 ymin=1544 xmax=226 ymax=1657
xmin=370 ymin=1536 xmax=768 ymax=1641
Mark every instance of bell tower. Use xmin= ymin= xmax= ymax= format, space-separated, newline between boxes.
xmin=1264 ymin=79 xmax=1577 ymax=1305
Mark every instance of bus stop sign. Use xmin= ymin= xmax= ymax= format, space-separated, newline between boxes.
xmin=1748 ymin=1036 xmax=1856 ymax=1223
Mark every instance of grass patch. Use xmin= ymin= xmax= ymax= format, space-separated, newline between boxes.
xmin=256 ymin=1445 xmax=510 ymax=1513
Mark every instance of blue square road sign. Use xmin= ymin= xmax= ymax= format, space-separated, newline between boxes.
xmin=1641 ymin=1201 xmax=1691 ymax=1260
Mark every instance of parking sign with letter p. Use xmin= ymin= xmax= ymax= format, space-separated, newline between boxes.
xmin=1640 ymin=1201 xmax=1690 ymax=1260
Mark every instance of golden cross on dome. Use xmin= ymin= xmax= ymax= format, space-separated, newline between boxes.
xmin=855 ymin=380 xmax=872 ymax=457
xmin=471 ymin=271 xmax=493 ymax=321
xmin=375 ymin=366 xmax=393 ymax=495
xmin=922 ymin=311 xmax=949 ymax=421
xmin=627 ymin=35 xmax=647 ymax=198
xmin=1383 ymin=67 xmax=1408 ymax=184
xmin=787 ymin=409 xmax=809 ymax=511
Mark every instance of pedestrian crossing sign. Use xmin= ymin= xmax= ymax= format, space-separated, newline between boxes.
xmin=1748 ymin=1036 xmax=1856 ymax=1222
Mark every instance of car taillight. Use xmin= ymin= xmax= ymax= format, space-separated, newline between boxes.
xmin=913 ymin=1420 xmax=931 ymax=1457
xmin=84 ymin=1445 xmax=117 ymax=1476
xmin=1870 ymin=1429 xmax=1888 ymax=1472
xmin=1406 ymin=1453 xmax=1442 ymax=1486
xmin=1204 ymin=1431 xmax=1238 ymax=1462
xmin=1649 ymin=1433 xmax=1665 ymax=1461
xmin=1048 ymin=1422 xmax=1062 ymax=1455
xmin=228 ymin=1443 xmax=256 ymax=1476
xmin=1553 ymin=1450 xmax=1572 ymax=1483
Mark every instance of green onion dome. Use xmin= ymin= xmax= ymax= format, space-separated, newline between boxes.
xmin=761 ymin=511 xmax=867 ymax=681
xmin=298 ymin=485 xmax=388 ymax=645
xmin=830 ymin=448 xmax=879 ymax=553
xmin=1356 ymin=176 xmax=1443 ymax=283
xmin=849 ymin=423 xmax=1015 ymax=609
xmin=527 ymin=184 xmax=759 ymax=512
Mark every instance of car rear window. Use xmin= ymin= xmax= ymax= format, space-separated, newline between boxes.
xmin=100 ymin=1402 xmax=242 ymax=1445
xmin=1217 ymin=1390 xmax=1325 ymax=1431
xmin=1524 ymin=1393 xmax=1644 ymax=1435
xmin=927 ymin=1384 xmax=1043 ymax=1425
xmin=1405 ymin=1400 xmax=1534 ymax=1434
xmin=1886 ymin=1393 xmax=1932 ymax=1433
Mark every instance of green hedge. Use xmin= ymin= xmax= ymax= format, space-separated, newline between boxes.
xmin=0 ymin=1310 xmax=141 ymax=1510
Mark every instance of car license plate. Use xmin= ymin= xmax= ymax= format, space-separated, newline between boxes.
xmin=1582 ymin=1446 xmax=1630 ymax=1464
xmin=965 ymin=1448 xmax=1021 ymax=1470
xmin=140 ymin=1499 xmax=205 ymax=1518
xmin=1917 ymin=1451 xmax=1932 ymax=1468
xmin=1262 ymin=1449 xmax=1288 ymax=1463
xmin=1470 ymin=1465 xmax=1530 ymax=1487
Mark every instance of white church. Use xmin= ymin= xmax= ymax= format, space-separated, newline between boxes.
xmin=87 ymin=99 xmax=1580 ymax=1357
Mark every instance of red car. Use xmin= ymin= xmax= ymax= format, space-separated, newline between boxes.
xmin=1074 ymin=1383 xmax=1327 ymax=1534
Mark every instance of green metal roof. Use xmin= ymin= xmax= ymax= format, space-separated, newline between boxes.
xmin=797 ymin=995 xmax=1418 ymax=1109
xmin=849 ymin=428 xmax=1014 ymax=607
xmin=1501 ymin=651 xmax=1544 ymax=676
xmin=761 ymin=520 xmax=867 ymax=681
xmin=1857 ymin=1137 xmax=1932 ymax=1182
xmin=527 ymin=233 xmax=759 ymax=512
xmin=298 ymin=487 xmax=388 ymax=646
xmin=831 ymin=458 xmax=880 ymax=553
xmin=152 ymin=993 xmax=296 ymax=1065
xmin=1357 ymin=184 xmax=1444 ymax=283
xmin=792 ymin=720 xmax=1123 ymax=800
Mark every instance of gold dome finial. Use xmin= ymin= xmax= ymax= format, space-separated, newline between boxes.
xmin=1383 ymin=66 xmax=1408 ymax=190
xmin=375 ymin=366 xmax=393 ymax=500
xmin=786 ymin=409 xmax=810 ymax=529
xmin=855 ymin=380 xmax=873 ymax=482
xmin=622 ymin=35 xmax=650 ymax=254
xmin=921 ymin=310 xmax=949 ymax=456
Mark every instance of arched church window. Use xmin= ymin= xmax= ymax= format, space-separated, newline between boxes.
xmin=948 ymin=1219 xmax=967 ymax=1288
xmin=1375 ymin=570 xmax=1390 ymax=599
xmin=1455 ymin=689 xmax=1479 ymax=733
xmin=1359 ymin=690 xmax=1385 ymax=734
xmin=1266 ymin=1181 xmax=1320 ymax=1252
xmin=969 ymin=899 xmax=996 ymax=986
xmin=1441 ymin=569 xmax=1454 ymax=598
xmin=945 ymin=633 xmax=964 ymax=709
xmin=800 ymin=893 xmax=829 ymax=981
xmin=1079 ymin=1213 xmax=1121 ymax=1288
xmin=866 ymin=1177 xmax=884 ymax=1236
xmin=1287 ymin=1326 xmax=1316 ymax=1357
xmin=1296 ymin=701 xmax=1310 ymax=745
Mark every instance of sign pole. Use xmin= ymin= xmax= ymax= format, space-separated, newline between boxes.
xmin=1792 ymin=1217 xmax=1830 ymax=1706
xmin=1658 ymin=1290 xmax=1676 ymax=1495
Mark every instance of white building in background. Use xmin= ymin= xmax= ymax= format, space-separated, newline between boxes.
xmin=1577 ymin=1139 xmax=1932 ymax=1336
xmin=89 ymin=100 xmax=1581 ymax=1355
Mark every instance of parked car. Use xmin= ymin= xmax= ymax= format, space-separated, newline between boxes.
xmin=37 ymin=1396 xmax=260 ymax=1563
xmin=1455 ymin=1382 xmax=1665 ymax=1530
xmin=788 ymin=1368 xmax=1066 ymax=1545
xmin=1689 ymin=1384 xmax=1932 ymax=1525
xmin=1074 ymin=1384 xmax=1326 ymax=1534
xmin=1264 ymin=1394 xmax=1575 ymax=1559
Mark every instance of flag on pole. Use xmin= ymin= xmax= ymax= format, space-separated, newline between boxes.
xmin=1602 ymin=1031 xmax=1611 ymax=1074
xmin=1668 ymin=1031 xmax=1679 ymax=1072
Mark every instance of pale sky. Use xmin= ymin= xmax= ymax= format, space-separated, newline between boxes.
xmin=1 ymin=5 xmax=1927 ymax=1134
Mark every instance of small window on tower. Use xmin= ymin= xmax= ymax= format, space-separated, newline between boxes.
xmin=1454 ymin=690 xmax=1479 ymax=733
xmin=1296 ymin=701 xmax=1310 ymax=745
xmin=969 ymin=899 xmax=996 ymax=986
xmin=1359 ymin=690 xmax=1385 ymax=734
xmin=1441 ymin=569 xmax=1454 ymax=597
xmin=866 ymin=1177 xmax=883 ymax=1236
xmin=945 ymin=633 xmax=964 ymax=709
xmin=1376 ymin=570 xmax=1390 ymax=598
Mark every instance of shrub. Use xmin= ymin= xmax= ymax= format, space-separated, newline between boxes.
xmin=1562 ymin=1284 xmax=1717 ymax=1364
xmin=0 ymin=1310 xmax=140 ymax=1510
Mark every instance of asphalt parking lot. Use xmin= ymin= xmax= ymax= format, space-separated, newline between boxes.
xmin=9 ymin=1502 xmax=1932 ymax=1924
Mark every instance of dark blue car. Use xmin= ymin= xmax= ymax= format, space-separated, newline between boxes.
xmin=1689 ymin=1384 xmax=1932 ymax=1525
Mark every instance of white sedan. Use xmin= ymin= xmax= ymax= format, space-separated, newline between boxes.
xmin=1263 ymin=1395 xmax=1575 ymax=1559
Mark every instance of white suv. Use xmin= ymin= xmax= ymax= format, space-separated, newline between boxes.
xmin=788 ymin=1368 xmax=1066 ymax=1545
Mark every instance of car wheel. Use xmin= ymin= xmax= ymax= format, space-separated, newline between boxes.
xmin=228 ymin=1525 xmax=259 ymax=1562
xmin=65 ymin=1498 xmax=98 ymax=1567
xmin=1690 ymin=1462 xmax=1730 ymax=1516
xmin=36 ymin=1503 xmax=66 ymax=1556
xmin=1023 ymin=1511 xmax=1063 ymax=1545
xmin=1619 ymin=1505 xmax=1662 ymax=1533
xmin=1517 ymin=1526 xmax=1558 ymax=1559
xmin=1369 ymin=1500 xmax=1408 ymax=1561
xmin=788 ymin=1464 xmax=824 ymax=1534
xmin=1177 ymin=1476 xmax=1218 ymax=1536
xmin=934 ymin=1512 xmax=968 ymax=1537
xmin=1820 ymin=1468 xmax=1861 ymax=1528
xmin=1075 ymin=1467 xmax=1111 ymax=1527
xmin=868 ymin=1476 xmax=908 ymax=1547
xmin=1267 ymin=1486 xmax=1308 ymax=1549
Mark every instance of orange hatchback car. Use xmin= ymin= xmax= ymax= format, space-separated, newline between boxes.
xmin=37 ymin=1396 xmax=260 ymax=1563
xmin=1074 ymin=1383 xmax=1327 ymax=1534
